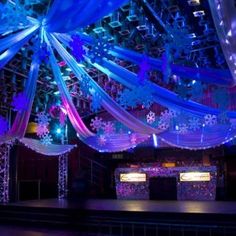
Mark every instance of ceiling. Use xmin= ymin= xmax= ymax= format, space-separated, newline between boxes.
xmin=0 ymin=0 xmax=228 ymax=121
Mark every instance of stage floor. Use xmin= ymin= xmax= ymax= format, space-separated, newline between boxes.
xmin=6 ymin=198 xmax=236 ymax=215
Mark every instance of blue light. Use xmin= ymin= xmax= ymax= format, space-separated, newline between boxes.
xmin=56 ymin=128 xmax=62 ymax=134
xmin=152 ymin=134 xmax=158 ymax=148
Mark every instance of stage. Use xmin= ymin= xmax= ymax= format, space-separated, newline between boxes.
xmin=1 ymin=199 xmax=236 ymax=235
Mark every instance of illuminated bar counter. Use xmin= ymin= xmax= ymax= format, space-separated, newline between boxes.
xmin=115 ymin=165 xmax=217 ymax=201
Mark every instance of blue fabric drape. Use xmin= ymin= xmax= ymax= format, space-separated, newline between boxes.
xmin=44 ymin=0 xmax=129 ymax=33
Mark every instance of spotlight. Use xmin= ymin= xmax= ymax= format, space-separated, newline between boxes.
xmin=56 ymin=128 xmax=62 ymax=134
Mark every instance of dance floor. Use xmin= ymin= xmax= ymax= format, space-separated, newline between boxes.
xmin=6 ymin=198 xmax=236 ymax=215
xmin=1 ymin=199 xmax=236 ymax=235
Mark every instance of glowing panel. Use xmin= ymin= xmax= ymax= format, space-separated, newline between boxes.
xmin=120 ymin=173 xmax=146 ymax=182
xmin=180 ymin=172 xmax=210 ymax=182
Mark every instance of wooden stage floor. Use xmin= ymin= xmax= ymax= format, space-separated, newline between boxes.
xmin=6 ymin=198 xmax=236 ymax=215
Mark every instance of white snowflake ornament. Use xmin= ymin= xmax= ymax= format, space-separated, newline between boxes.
xmin=146 ymin=111 xmax=156 ymax=124
xmin=90 ymin=117 xmax=103 ymax=131
xmin=36 ymin=124 xmax=49 ymax=138
xmin=103 ymin=121 xmax=115 ymax=135
xmin=98 ymin=135 xmax=107 ymax=146
xmin=204 ymin=114 xmax=217 ymax=126
xmin=35 ymin=112 xmax=51 ymax=126
xmin=40 ymin=133 xmax=53 ymax=146
xmin=188 ymin=117 xmax=201 ymax=131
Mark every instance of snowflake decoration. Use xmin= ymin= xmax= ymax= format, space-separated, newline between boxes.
xmin=89 ymin=38 xmax=113 ymax=63
xmin=90 ymin=93 xmax=102 ymax=112
xmin=177 ymin=123 xmax=188 ymax=134
xmin=90 ymin=117 xmax=103 ymax=131
xmin=103 ymin=121 xmax=115 ymax=135
xmin=38 ymin=42 xmax=50 ymax=63
xmin=130 ymin=133 xmax=137 ymax=145
xmin=188 ymin=117 xmax=201 ymax=131
xmin=35 ymin=112 xmax=51 ymax=126
xmin=117 ymin=85 xmax=153 ymax=109
xmin=40 ymin=133 xmax=53 ymax=146
xmin=230 ymin=119 xmax=236 ymax=129
xmin=146 ymin=111 xmax=156 ymax=124
xmin=0 ymin=116 xmax=8 ymax=136
xmin=98 ymin=135 xmax=107 ymax=146
xmin=11 ymin=92 xmax=29 ymax=111
xmin=157 ymin=122 xmax=169 ymax=131
xmin=218 ymin=112 xmax=229 ymax=124
xmin=213 ymin=88 xmax=230 ymax=110
xmin=79 ymin=74 xmax=92 ymax=96
xmin=159 ymin=109 xmax=177 ymax=125
xmin=161 ymin=46 xmax=172 ymax=83
xmin=69 ymin=34 xmax=85 ymax=62
xmin=137 ymin=56 xmax=150 ymax=84
xmin=36 ymin=124 xmax=49 ymax=138
xmin=204 ymin=114 xmax=217 ymax=126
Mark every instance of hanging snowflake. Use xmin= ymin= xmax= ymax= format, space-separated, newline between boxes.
xmin=188 ymin=117 xmax=201 ymax=131
xmin=218 ymin=112 xmax=229 ymax=124
xmin=79 ymin=74 xmax=92 ymax=96
xmin=98 ymin=135 xmax=107 ymax=146
xmin=11 ymin=92 xmax=29 ymax=111
xmin=103 ymin=121 xmax=115 ymax=135
xmin=213 ymin=87 xmax=230 ymax=110
xmin=38 ymin=42 xmax=50 ymax=63
xmin=177 ymin=123 xmax=188 ymax=134
xmin=137 ymin=56 xmax=150 ymax=85
xmin=157 ymin=122 xmax=169 ymax=131
xmin=117 ymin=85 xmax=153 ymax=109
xmin=161 ymin=46 xmax=172 ymax=84
xmin=230 ymin=119 xmax=236 ymax=129
xmin=69 ymin=34 xmax=85 ymax=62
xmin=191 ymin=81 xmax=206 ymax=101
xmin=89 ymin=38 xmax=113 ymax=63
xmin=0 ymin=116 xmax=8 ymax=136
xmin=130 ymin=133 xmax=137 ymax=145
xmin=204 ymin=114 xmax=217 ymax=126
xmin=90 ymin=117 xmax=103 ymax=131
xmin=35 ymin=112 xmax=51 ymax=126
xmin=90 ymin=92 xmax=102 ymax=112
xmin=40 ymin=133 xmax=53 ymax=146
xmin=159 ymin=109 xmax=177 ymax=125
xmin=36 ymin=124 xmax=49 ymax=138
xmin=146 ymin=111 xmax=156 ymax=124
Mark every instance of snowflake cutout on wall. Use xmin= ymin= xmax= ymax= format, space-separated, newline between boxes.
xmin=98 ymin=135 xmax=107 ymax=146
xmin=40 ymin=133 xmax=53 ymax=146
xmin=188 ymin=117 xmax=201 ymax=131
xmin=35 ymin=112 xmax=51 ymax=126
xmin=0 ymin=116 xmax=8 ymax=136
xmin=204 ymin=114 xmax=217 ymax=126
xmin=103 ymin=121 xmax=115 ymax=135
xmin=146 ymin=111 xmax=156 ymax=124
xmin=11 ymin=92 xmax=29 ymax=111
xmin=89 ymin=38 xmax=113 ymax=63
xmin=90 ymin=117 xmax=103 ymax=131
xmin=69 ymin=34 xmax=85 ymax=62
xmin=36 ymin=124 xmax=49 ymax=138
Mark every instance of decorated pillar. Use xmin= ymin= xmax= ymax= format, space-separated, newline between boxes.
xmin=58 ymin=153 xmax=68 ymax=199
xmin=0 ymin=144 xmax=10 ymax=203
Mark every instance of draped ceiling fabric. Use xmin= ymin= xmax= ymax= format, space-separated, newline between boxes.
xmin=1 ymin=0 xmax=236 ymax=152
xmin=44 ymin=0 xmax=129 ymax=33
xmin=20 ymin=138 xmax=76 ymax=156
xmin=208 ymin=0 xmax=236 ymax=86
